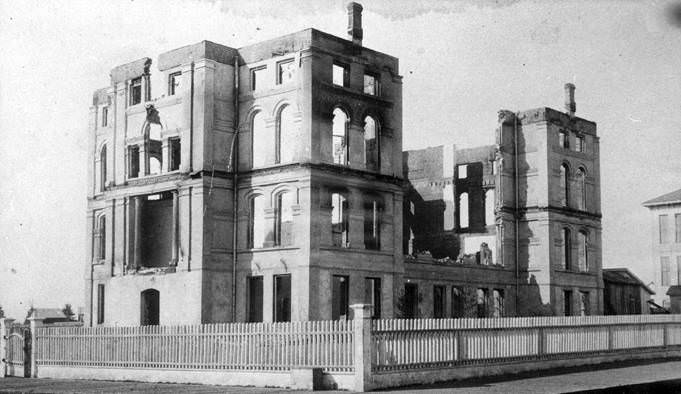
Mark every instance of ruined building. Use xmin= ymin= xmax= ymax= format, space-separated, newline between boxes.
xmin=402 ymin=88 xmax=603 ymax=317
xmin=85 ymin=3 xmax=602 ymax=326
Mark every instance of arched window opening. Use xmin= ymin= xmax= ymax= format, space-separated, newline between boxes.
xmin=248 ymin=195 xmax=267 ymax=249
xmin=146 ymin=124 xmax=162 ymax=175
xmin=140 ymin=289 xmax=160 ymax=326
xmin=484 ymin=189 xmax=495 ymax=226
xmin=275 ymin=192 xmax=295 ymax=247
xmin=578 ymin=231 xmax=588 ymax=272
xmin=99 ymin=145 xmax=107 ymax=192
xmin=576 ymin=168 xmax=586 ymax=211
xmin=331 ymin=192 xmax=349 ymax=247
xmin=560 ymin=164 xmax=569 ymax=207
xmin=277 ymin=105 xmax=296 ymax=164
xmin=364 ymin=198 xmax=381 ymax=250
xmin=332 ymin=108 xmax=348 ymax=165
xmin=561 ymin=228 xmax=571 ymax=270
xmin=364 ymin=116 xmax=379 ymax=171
xmin=459 ymin=192 xmax=469 ymax=229
xmin=251 ymin=111 xmax=268 ymax=168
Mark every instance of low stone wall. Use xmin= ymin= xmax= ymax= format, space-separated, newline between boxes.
xmin=38 ymin=366 xmax=355 ymax=390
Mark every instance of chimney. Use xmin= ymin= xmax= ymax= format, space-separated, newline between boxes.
xmin=347 ymin=2 xmax=363 ymax=46
xmin=564 ymin=83 xmax=576 ymax=116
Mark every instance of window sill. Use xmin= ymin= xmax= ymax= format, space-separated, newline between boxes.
xmin=238 ymin=246 xmax=300 ymax=254
xmin=319 ymin=246 xmax=392 ymax=256
xmin=555 ymin=269 xmax=593 ymax=275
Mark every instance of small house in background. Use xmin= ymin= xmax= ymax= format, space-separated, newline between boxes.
xmin=29 ymin=309 xmax=73 ymax=324
xmin=603 ymin=268 xmax=655 ymax=314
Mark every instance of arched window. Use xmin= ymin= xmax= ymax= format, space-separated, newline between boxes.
xmin=364 ymin=116 xmax=379 ymax=171
xmin=576 ymin=168 xmax=586 ymax=211
xmin=251 ymin=111 xmax=268 ymax=168
xmin=248 ymin=195 xmax=266 ymax=248
xmin=331 ymin=192 xmax=349 ymax=247
xmin=147 ymin=124 xmax=162 ymax=175
xmin=484 ymin=189 xmax=495 ymax=226
xmin=578 ymin=231 xmax=588 ymax=272
xmin=332 ymin=108 xmax=348 ymax=165
xmin=364 ymin=197 xmax=381 ymax=250
xmin=99 ymin=145 xmax=107 ymax=192
xmin=277 ymin=105 xmax=296 ymax=164
xmin=560 ymin=164 xmax=569 ymax=207
xmin=459 ymin=192 xmax=469 ymax=229
xmin=561 ymin=228 xmax=571 ymax=270
xmin=275 ymin=191 xmax=295 ymax=247
xmin=140 ymin=289 xmax=159 ymax=326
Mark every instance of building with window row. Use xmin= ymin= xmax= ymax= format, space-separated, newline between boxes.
xmin=643 ymin=188 xmax=681 ymax=308
xmin=85 ymin=3 xmax=603 ymax=326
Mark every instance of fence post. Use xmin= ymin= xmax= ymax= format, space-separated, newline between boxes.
xmin=351 ymin=304 xmax=372 ymax=392
xmin=28 ymin=316 xmax=44 ymax=378
xmin=0 ymin=318 xmax=7 ymax=378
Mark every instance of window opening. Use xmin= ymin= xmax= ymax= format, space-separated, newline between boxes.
xmin=433 ymin=285 xmax=446 ymax=318
xmin=140 ymin=289 xmax=160 ymax=325
xmin=364 ymin=198 xmax=381 ymax=250
xmin=251 ymin=66 xmax=267 ymax=91
xmin=277 ymin=60 xmax=295 ymax=84
xmin=331 ymin=193 xmax=349 ymax=247
xmin=97 ymin=284 xmax=105 ymax=325
xmin=332 ymin=63 xmax=349 ymax=87
xmin=363 ymin=73 xmax=378 ymax=95
xmin=130 ymin=77 xmax=142 ymax=105
xmin=275 ymin=192 xmax=295 ymax=247
xmin=168 ymin=72 xmax=181 ymax=96
xmin=274 ymin=274 xmax=291 ymax=322
xmin=364 ymin=116 xmax=379 ymax=170
xmin=365 ymin=278 xmax=381 ymax=319
xmin=332 ymin=275 xmax=350 ymax=320
xmin=248 ymin=276 xmax=264 ymax=322
xmin=332 ymin=108 xmax=348 ymax=165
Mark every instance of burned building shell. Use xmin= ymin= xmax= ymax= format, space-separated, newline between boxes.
xmin=86 ymin=3 xmax=603 ymax=326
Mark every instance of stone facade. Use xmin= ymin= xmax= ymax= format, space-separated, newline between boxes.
xmin=86 ymin=4 xmax=404 ymax=326
xmin=86 ymin=4 xmax=603 ymax=326
xmin=403 ymin=102 xmax=604 ymax=317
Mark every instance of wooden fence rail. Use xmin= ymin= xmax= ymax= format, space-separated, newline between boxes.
xmin=371 ymin=315 xmax=681 ymax=372
xmin=34 ymin=321 xmax=354 ymax=372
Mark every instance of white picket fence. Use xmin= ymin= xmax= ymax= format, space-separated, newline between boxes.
xmin=35 ymin=321 xmax=354 ymax=372
xmin=17 ymin=313 xmax=681 ymax=390
xmin=371 ymin=314 xmax=681 ymax=372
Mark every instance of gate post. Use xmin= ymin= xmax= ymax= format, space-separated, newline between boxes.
xmin=0 ymin=318 xmax=7 ymax=378
xmin=351 ymin=304 xmax=372 ymax=392
xmin=28 ymin=316 xmax=44 ymax=378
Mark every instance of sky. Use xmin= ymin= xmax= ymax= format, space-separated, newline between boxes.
xmin=1 ymin=0 xmax=680 ymax=320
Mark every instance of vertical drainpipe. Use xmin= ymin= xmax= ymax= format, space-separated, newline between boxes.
xmin=514 ymin=112 xmax=520 ymax=314
xmin=189 ymin=62 xmax=195 ymax=173
xmin=231 ymin=56 xmax=240 ymax=322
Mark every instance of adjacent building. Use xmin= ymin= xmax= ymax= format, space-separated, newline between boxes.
xmin=85 ymin=3 xmax=603 ymax=326
xmin=643 ymin=188 xmax=681 ymax=308
xmin=603 ymin=268 xmax=654 ymax=315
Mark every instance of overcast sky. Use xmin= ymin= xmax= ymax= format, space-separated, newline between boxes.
xmin=1 ymin=0 xmax=680 ymax=320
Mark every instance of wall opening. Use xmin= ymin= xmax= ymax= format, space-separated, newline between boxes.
xmin=275 ymin=192 xmax=295 ymax=247
xmin=365 ymin=277 xmax=381 ymax=319
xmin=433 ymin=285 xmax=446 ymax=318
xmin=332 ymin=108 xmax=349 ymax=165
xmin=248 ymin=276 xmax=263 ymax=322
xmin=140 ymin=192 xmax=173 ymax=268
xmin=403 ymin=283 xmax=419 ymax=318
xmin=331 ymin=192 xmax=349 ymax=247
xmin=140 ymin=289 xmax=160 ymax=326
xmin=332 ymin=275 xmax=350 ymax=320
xmin=273 ymin=274 xmax=291 ymax=322
xmin=364 ymin=116 xmax=379 ymax=171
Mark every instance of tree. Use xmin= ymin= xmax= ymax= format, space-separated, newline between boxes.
xmin=0 ymin=305 xmax=5 ymax=319
xmin=23 ymin=306 xmax=35 ymax=325
xmin=62 ymin=304 xmax=75 ymax=320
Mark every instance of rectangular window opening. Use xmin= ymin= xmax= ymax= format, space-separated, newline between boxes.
xmin=333 ymin=63 xmax=349 ymax=87
xmin=564 ymin=290 xmax=573 ymax=316
xmin=101 ymin=106 xmax=108 ymax=127
xmin=251 ymin=66 xmax=267 ymax=91
xmin=363 ymin=73 xmax=378 ymax=95
xmin=457 ymin=164 xmax=468 ymax=179
xmin=277 ymin=60 xmax=295 ymax=84
xmin=579 ymin=291 xmax=590 ymax=316
xmin=433 ymin=285 xmax=446 ymax=318
xmin=476 ymin=288 xmax=489 ymax=318
xmin=661 ymin=257 xmax=671 ymax=286
xmin=492 ymin=289 xmax=504 ymax=318
xmin=97 ymin=284 xmax=105 ymax=324
xmin=451 ymin=287 xmax=464 ymax=318
xmin=168 ymin=72 xmax=181 ymax=96
xmin=365 ymin=278 xmax=381 ymax=319
xmin=128 ymin=146 xmax=140 ymax=179
xmin=130 ymin=77 xmax=142 ymax=105
xmin=274 ymin=274 xmax=291 ymax=322
xmin=403 ymin=283 xmax=419 ymax=318
xmin=332 ymin=275 xmax=349 ymax=320
xmin=660 ymin=214 xmax=670 ymax=244
xmin=248 ymin=276 xmax=264 ymax=322
xmin=169 ymin=137 xmax=181 ymax=171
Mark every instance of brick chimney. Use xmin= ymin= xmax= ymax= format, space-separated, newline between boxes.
xmin=347 ymin=2 xmax=363 ymax=46
xmin=564 ymin=83 xmax=576 ymax=116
